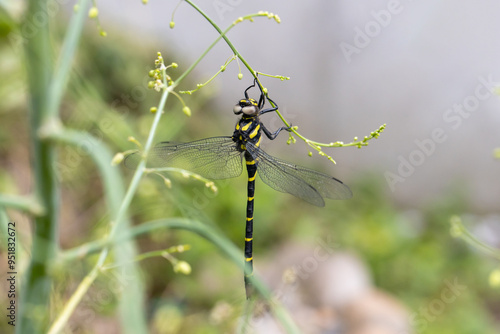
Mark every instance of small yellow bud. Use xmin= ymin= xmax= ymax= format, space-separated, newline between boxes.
xmin=170 ymin=21 xmax=175 ymax=29
xmin=493 ymin=148 xmax=500 ymax=159
xmin=100 ymin=31 xmax=107 ymax=37
xmin=174 ymin=261 xmax=191 ymax=275
xmin=111 ymin=153 xmax=125 ymax=166
xmin=127 ymin=136 xmax=143 ymax=149
xmin=164 ymin=178 xmax=172 ymax=189
xmin=88 ymin=7 xmax=99 ymax=18
xmin=148 ymin=81 xmax=155 ymax=89
xmin=205 ymin=182 xmax=218 ymax=193
xmin=142 ymin=0 xmax=148 ymax=4
xmin=171 ymin=62 xmax=178 ymax=68
xmin=148 ymin=70 xmax=155 ymax=78
xmin=176 ymin=244 xmax=190 ymax=253
xmin=489 ymin=269 xmax=500 ymax=288
xmin=182 ymin=106 xmax=191 ymax=117
xmin=493 ymin=85 xmax=500 ymax=96
xmin=238 ymin=73 xmax=243 ymax=80
xmin=263 ymin=87 xmax=268 ymax=94
xmin=308 ymin=152 xmax=312 ymax=157
xmin=150 ymin=107 xmax=157 ymax=113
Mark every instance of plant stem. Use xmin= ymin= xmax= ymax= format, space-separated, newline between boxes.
xmin=19 ymin=0 xmax=58 ymax=332
xmin=59 ymin=218 xmax=205 ymax=262
xmin=47 ymin=126 xmax=148 ymax=333
xmin=47 ymin=69 xmax=170 ymax=334
xmin=0 ymin=194 xmax=45 ymax=216
xmin=47 ymin=265 xmax=101 ymax=334
xmin=455 ymin=222 xmax=500 ymax=261
xmin=45 ymin=0 xmax=88 ymax=120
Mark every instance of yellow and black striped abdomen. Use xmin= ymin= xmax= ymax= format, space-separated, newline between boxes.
xmin=243 ymin=157 xmax=257 ymax=298
xmin=232 ymin=115 xmax=262 ymax=298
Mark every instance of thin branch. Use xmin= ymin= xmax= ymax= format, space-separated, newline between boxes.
xmin=0 ymin=193 xmax=45 ymax=216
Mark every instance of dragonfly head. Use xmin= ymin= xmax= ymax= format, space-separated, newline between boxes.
xmin=233 ymin=98 xmax=259 ymax=116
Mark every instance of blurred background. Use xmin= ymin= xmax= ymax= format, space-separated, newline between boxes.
xmin=1 ymin=0 xmax=500 ymax=333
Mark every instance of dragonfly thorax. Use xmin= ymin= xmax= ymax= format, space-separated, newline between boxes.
xmin=233 ymin=114 xmax=262 ymax=152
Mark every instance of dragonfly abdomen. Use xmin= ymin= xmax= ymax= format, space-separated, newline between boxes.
xmin=244 ymin=158 xmax=257 ymax=298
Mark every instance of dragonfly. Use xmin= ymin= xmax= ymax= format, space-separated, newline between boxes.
xmin=125 ymin=79 xmax=353 ymax=298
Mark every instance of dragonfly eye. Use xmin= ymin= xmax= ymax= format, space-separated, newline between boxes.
xmin=242 ymin=105 xmax=258 ymax=116
xmin=233 ymin=105 xmax=243 ymax=114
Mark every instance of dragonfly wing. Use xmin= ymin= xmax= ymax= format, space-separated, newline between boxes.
xmin=124 ymin=136 xmax=243 ymax=180
xmin=246 ymin=142 xmax=352 ymax=207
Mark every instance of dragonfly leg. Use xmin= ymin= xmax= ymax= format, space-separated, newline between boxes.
xmin=244 ymin=78 xmax=258 ymax=100
xmin=261 ymin=122 xmax=292 ymax=140
xmin=258 ymin=96 xmax=279 ymax=116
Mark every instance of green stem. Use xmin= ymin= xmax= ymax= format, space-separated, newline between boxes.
xmin=45 ymin=0 xmax=88 ymax=120
xmin=109 ymin=89 xmax=170 ymax=237
xmin=47 ymin=265 xmax=101 ymax=334
xmin=47 ymin=69 xmax=170 ymax=334
xmin=172 ymin=21 xmax=233 ymax=87
xmin=58 ymin=218 xmax=193 ymax=261
xmin=457 ymin=223 xmax=500 ymax=261
xmin=47 ymin=127 xmax=148 ymax=333
xmin=19 ymin=0 xmax=58 ymax=332
xmin=0 ymin=194 xmax=45 ymax=216
xmin=20 ymin=1 xmax=91 ymax=331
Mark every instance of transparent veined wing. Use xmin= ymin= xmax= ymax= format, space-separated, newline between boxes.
xmin=124 ymin=136 xmax=244 ymax=180
xmin=246 ymin=142 xmax=352 ymax=206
